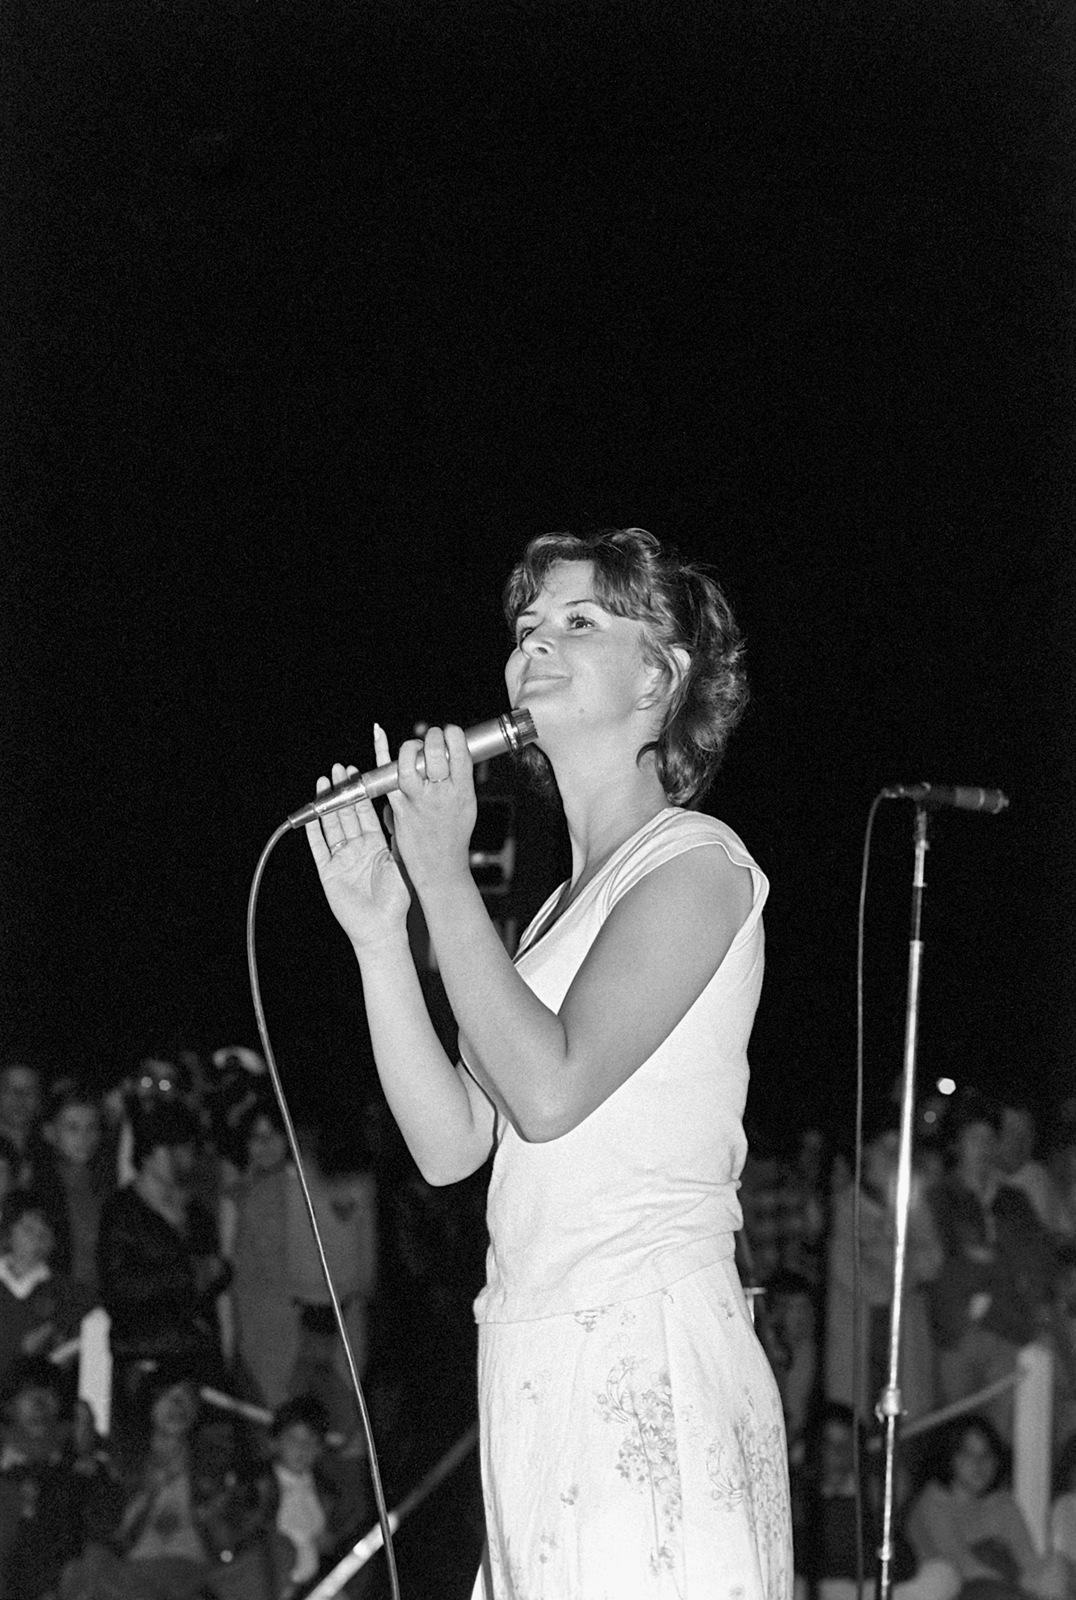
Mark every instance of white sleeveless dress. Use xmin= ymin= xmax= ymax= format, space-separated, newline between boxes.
xmin=466 ymin=808 xmax=792 ymax=1600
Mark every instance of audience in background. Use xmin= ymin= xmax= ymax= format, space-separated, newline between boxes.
xmin=0 ymin=1357 xmax=97 ymax=1600
xmin=0 ymin=1190 xmax=88 ymax=1390
xmin=263 ymin=1396 xmax=340 ymax=1599
xmin=926 ymin=1098 xmax=1054 ymax=1442
xmin=0 ymin=1047 xmax=1074 ymax=1599
xmin=0 ymin=1066 xmax=48 ymax=1191
xmin=38 ymin=1086 xmax=109 ymax=1298
xmin=1045 ymin=1129 xmax=1076 ymax=1245
xmin=998 ymin=1103 xmax=1053 ymax=1231
xmin=97 ymin=1104 xmax=229 ymax=1427
xmin=766 ymin=1270 xmax=819 ymax=1474
xmin=826 ymin=1116 xmax=942 ymax=1425
xmin=283 ymin=1123 xmax=377 ymax=1445
xmin=226 ymin=1101 xmax=301 ymax=1412
xmin=905 ymin=1416 xmax=1073 ymax=1598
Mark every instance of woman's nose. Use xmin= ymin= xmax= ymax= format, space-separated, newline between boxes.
xmin=521 ymin=627 xmax=552 ymax=655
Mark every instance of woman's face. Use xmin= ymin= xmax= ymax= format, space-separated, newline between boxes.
xmin=951 ymin=1426 xmax=998 ymax=1498
xmin=247 ymin=1115 xmax=288 ymax=1172
xmin=505 ymin=561 xmax=659 ymax=741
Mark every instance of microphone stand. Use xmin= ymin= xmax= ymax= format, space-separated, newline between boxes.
xmin=876 ymin=804 xmax=929 ymax=1600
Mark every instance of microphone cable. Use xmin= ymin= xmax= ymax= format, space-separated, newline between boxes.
xmin=246 ymin=822 xmax=402 ymax=1600
xmin=850 ymin=791 xmax=886 ymax=1600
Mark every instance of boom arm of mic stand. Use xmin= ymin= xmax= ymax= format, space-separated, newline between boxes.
xmin=877 ymin=805 xmax=930 ymax=1600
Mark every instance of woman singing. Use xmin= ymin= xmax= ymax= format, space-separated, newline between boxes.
xmin=307 ymin=527 xmax=792 ymax=1600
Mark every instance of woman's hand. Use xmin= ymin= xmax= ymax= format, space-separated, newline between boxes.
xmin=306 ymin=751 xmax=411 ymax=954
xmin=379 ymin=723 xmax=477 ymax=895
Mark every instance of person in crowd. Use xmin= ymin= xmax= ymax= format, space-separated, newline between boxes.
xmin=39 ymin=1085 xmax=111 ymax=1298
xmin=927 ymin=1097 xmax=1055 ymax=1441
xmin=0 ymin=1065 xmax=48 ymax=1189
xmin=1046 ymin=1244 xmax=1076 ymax=1455
xmin=826 ymin=1116 xmax=942 ymax=1425
xmin=306 ymin=526 xmax=792 ymax=1598
xmin=0 ymin=1357 xmax=97 ymax=1599
xmin=63 ymin=1374 xmax=286 ymax=1600
xmin=740 ymin=1129 xmax=823 ymax=1287
xmin=108 ymin=1058 xmax=217 ymax=1197
xmin=96 ymin=1103 xmax=229 ymax=1427
xmin=1043 ymin=1125 xmax=1076 ymax=1244
xmin=1051 ymin=1434 xmax=1076 ymax=1572
xmin=263 ymin=1395 xmax=339 ymax=1598
xmin=226 ymin=1100 xmax=301 ymax=1411
xmin=0 ymin=1136 xmax=21 ymax=1220
xmin=283 ymin=1121 xmax=377 ymax=1445
xmin=997 ymin=1103 xmax=1052 ymax=1231
xmin=799 ymin=1400 xmax=959 ymax=1600
xmin=0 ymin=1190 xmax=88 ymax=1388
xmin=904 ymin=1415 xmax=1073 ymax=1598
xmin=764 ymin=1270 xmax=819 ymax=1476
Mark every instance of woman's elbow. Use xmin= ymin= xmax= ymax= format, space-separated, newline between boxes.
xmin=514 ymin=1093 xmax=580 ymax=1144
xmin=416 ymin=1141 xmax=491 ymax=1187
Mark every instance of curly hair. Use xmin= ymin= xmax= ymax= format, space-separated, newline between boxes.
xmin=503 ymin=527 xmax=748 ymax=807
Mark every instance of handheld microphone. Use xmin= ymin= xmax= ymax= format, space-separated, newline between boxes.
xmin=288 ymin=708 xmax=539 ymax=828
xmin=881 ymin=783 xmax=1009 ymax=814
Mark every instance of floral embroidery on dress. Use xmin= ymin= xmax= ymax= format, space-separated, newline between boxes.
xmin=596 ymin=1357 xmax=682 ymax=1571
xmin=706 ymin=1441 xmax=747 ymax=1511
xmin=733 ymin=1412 xmax=792 ymax=1599
xmin=574 ymin=1306 xmax=610 ymax=1331
xmin=537 ymin=1529 xmax=558 ymax=1564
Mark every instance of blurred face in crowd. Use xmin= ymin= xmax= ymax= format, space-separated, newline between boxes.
xmin=956 ymin=1120 xmax=997 ymax=1190
xmin=276 ymin=1420 xmax=322 ymax=1475
xmin=771 ymin=1289 xmax=815 ymax=1351
xmin=821 ymin=1416 xmax=856 ymax=1496
xmin=864 ymin=1129 xmax=900 ymax=1204
xmin=10 ymin=1383 xmax=60 ymax=1442
xmin=143 ymin=1141 xmax=196 ymax=1188
xmin=951 ymin=1425 xmax=999 ymax=1499
xmin=54 ymin=1103 xmax=101 ymax=1168
xmin=8 ymin=1209 xmax=54 ymax=1271
xmin=151 ymin=1382 xmax=198 ymax=1438
xmin=997 ymin=1107 xmax=1035 ymax=1175
xmin=136 ymin=1059 xmax=188 ymax=1110
xmin=247 ymin=1114 xmax=288 ymax=1174
xmin=0 ymin=1068 xmax=41 ymax=1137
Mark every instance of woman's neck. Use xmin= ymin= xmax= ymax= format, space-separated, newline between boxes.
xmin=555 ymin=756 xmax=671 ymax=887
xmin=560 ymin=771 xmax=669 ymax=889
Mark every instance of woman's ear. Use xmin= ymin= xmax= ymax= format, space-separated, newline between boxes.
xmin=639 ymin=646 xmax=691 ymax=711
xmin=667 ymin=646 xmax=691 ymax=697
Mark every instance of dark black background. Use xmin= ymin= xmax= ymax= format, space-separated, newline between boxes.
xmin=4 ymin=0 xmax=1075 ymax=1137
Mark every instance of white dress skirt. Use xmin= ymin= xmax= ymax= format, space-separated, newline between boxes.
xmin=469 ymin=1257 xmax=792 ymax=1600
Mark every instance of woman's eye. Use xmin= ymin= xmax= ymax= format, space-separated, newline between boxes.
xmin=515 ymin=626 xmax=534 ymax=644
xmin=566 ymin=612 xmax=593 ymax=629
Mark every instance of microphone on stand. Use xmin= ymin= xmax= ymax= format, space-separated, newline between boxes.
xmin=881 ymin=783 xmax=1009 ymax=814
xmin=288 ymin=708 xmax=539 ymax=828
